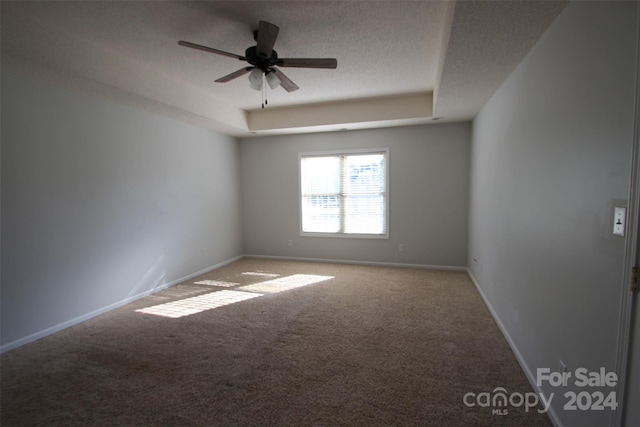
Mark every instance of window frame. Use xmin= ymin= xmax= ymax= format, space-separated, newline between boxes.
xmin=298 ymin=147 xmax=389 ymax=239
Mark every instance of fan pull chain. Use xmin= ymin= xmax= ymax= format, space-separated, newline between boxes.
xmin=262 ymin=74 xmax=266 ymax=109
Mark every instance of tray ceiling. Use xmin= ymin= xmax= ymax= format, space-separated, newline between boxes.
xmin=1 ymin=1 xmax=568 ymax=136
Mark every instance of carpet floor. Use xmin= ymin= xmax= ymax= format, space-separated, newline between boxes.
xmin=1 ymin=258 xmax=552 ymax=426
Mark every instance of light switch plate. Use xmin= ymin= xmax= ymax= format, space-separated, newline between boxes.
xmin=613 ymin=207 xmax=626 ymax=236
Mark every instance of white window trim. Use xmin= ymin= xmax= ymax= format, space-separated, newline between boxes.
xmin=298 ymin=147 xmax=389 ymax=239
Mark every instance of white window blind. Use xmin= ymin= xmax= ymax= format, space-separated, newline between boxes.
xmin=300 ymin=149 xmax=388 ymax=238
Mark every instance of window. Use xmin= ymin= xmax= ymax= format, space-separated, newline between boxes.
xmin=299 ymin=148 xmax=388 ymax=238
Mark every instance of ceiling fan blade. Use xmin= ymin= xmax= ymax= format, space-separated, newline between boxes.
xmin=276 ymin=58 xmax=338 ymax=69
xmin=215 ymin=67 xmax=255 ymax=83
xmin=255 ymin=21 xmax=279 ymax=58
xmin=272 ymin=68 xmax=299 ymax=92
xmin=178 ymin=41 xmax=246 ymax=60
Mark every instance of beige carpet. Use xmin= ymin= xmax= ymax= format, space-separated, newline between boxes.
xmin=1 ymin=258 xmax=552 ymax=426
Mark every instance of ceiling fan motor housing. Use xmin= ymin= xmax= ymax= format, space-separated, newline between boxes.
xmin=245 ymin=46 xmax=278 ymax=72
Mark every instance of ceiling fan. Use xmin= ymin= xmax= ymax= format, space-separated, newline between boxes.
xmin=178 ymin=20 xmax=337 ymax=94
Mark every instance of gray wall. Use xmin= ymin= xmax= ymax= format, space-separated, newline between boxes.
xmin=240 ymin=124 xmax=470 ymax=267
xmin=1 ymin=71 xmax=243 ymax=349
xmin=468 ymin=2 xmax=638 ymax=426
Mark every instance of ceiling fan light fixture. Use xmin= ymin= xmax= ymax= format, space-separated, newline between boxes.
xmin=248 ymin=68 xmax=263 ymax=91
xmin=266 ymin=71 xmax=281 ymax=89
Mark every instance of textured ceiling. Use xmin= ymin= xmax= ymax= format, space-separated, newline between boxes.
xmin=1 ymin=1 xmax=568 ymax=136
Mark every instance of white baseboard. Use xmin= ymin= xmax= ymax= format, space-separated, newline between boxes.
xmin=243 ymin=254 xmax=467 ymax=272
xmin=466 ymin=269 xmax=563 ymax=427
xmin=0 ymin=255 xmax=243 ymax=354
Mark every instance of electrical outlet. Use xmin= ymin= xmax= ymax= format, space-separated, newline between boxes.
xmin=559 ymin=360 xmax=567 ymax=373
xmin=398 ymin=243 xmax=405 ymax=252
xmin=559 ymin=360 xmax=569 ymax=387
xmin=202 ymin=248 xmax=207 ymax=256
xmin=287 ymin=239 xmax=293 ymax=247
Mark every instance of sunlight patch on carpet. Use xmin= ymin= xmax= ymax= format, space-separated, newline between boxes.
xmin=193 ymin=280 xmax=239 ymax=287
xmin=136 ymin=290 xmax=262 ymax=318
xmin=237 ymin=274 xmax=333 ymax=293
xmin=150 ymin=286 xmax=207 ymax=299
xmin=242 ymin=271 xmax=280 ymax=278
